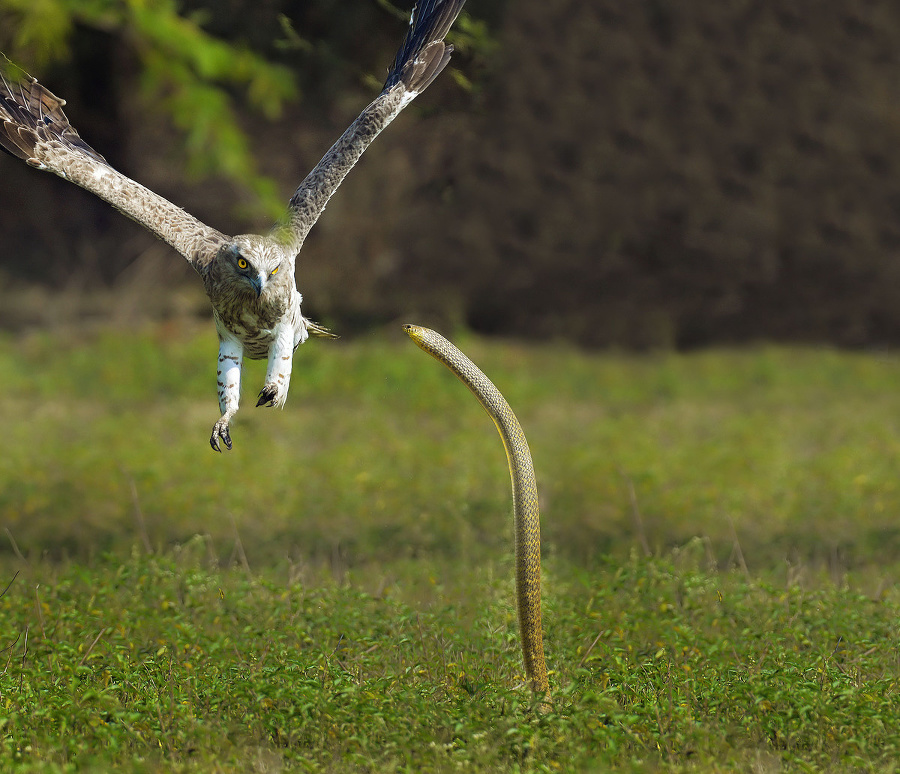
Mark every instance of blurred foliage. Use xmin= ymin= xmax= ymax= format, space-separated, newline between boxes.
xmin=396 ymin=0 xmax=900 ymax=348
xmin=2 ymin=323 xmax=900 ymax=569
xmin=0 ymin=0 xmax=299 ymax=217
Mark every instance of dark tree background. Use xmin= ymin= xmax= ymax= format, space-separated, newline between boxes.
xmin=1 ymin=0 xmax=899 ymax=348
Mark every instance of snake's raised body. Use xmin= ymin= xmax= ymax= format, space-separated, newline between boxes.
xmin=404 ymin=324 xmax=549 ymax=701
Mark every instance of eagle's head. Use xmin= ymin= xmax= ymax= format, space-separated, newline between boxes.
xmin=221 ymin=234 xmax=291 ymax=300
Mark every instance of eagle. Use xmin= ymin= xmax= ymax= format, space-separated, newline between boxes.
xmin=0 ymin=0 xmax=466 ymax=450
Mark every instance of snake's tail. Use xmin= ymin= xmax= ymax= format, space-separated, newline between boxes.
xmin=518 ymin=565 xmax=547 ymax=685
xmin=508 ymin=443 xmax=551 ymax=709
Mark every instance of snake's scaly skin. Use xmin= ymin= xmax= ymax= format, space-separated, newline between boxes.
xmin=404 ymin=325 xmax=549 ymax=700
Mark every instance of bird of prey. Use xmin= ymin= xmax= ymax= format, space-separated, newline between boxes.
xmin=0 ymin=0 xmax=466 ymax=451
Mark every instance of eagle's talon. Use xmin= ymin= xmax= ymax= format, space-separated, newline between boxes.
xmin=256 ymin=385 xmax=278 ymax=408
xmin=210 ymin=421 xmax=233 ymax=452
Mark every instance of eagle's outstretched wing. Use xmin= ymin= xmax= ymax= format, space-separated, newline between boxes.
xmin=272 ymin=0 xmax=466 ymax=257
xmin=0 ymin=60 xmax=229 ymax=268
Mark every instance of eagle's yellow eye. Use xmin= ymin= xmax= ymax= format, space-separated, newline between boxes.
xmin=237 ymin=258 xmax=248 ymax=269
xmin=270 ymin=267 xmax=279 ymax=276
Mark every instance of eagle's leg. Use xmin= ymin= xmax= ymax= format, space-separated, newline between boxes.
xmin=211 ymin=337 xmax=244 ymax=452
xmin=257 ymin=321 xmax=298 ymax=409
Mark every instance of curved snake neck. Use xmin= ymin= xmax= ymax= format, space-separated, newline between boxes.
xmin=404 ymin=324 xmax=549 ymax=700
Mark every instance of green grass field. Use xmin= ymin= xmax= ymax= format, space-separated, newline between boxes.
xmin=1 ymin=321 xmax=900 ymax=771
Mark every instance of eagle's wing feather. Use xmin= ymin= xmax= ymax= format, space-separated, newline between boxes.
xmin=272 ymin=0 xmax=466 ymax=257
xmin=0 ymin=64 xmax=229 ymax=268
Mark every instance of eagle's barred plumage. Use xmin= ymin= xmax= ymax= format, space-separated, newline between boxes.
xmin=0 ymin=59 xmax=230 ymax=263
xmin=0 ymin=1 xmax=466 ymax=450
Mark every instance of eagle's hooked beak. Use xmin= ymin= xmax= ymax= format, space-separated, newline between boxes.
xmin=249 ymin=274 xmax=263 ymax=298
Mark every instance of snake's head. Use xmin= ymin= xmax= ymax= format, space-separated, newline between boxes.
xmin=403 ymin=323 xmax=435 ymax=352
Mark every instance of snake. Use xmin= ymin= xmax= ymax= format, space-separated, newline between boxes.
xmin=404 ymin=324 xmax=550 ymax=702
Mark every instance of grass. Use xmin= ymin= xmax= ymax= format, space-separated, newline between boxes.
xmin=1 ymin=320 xmax=900 ymax=770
